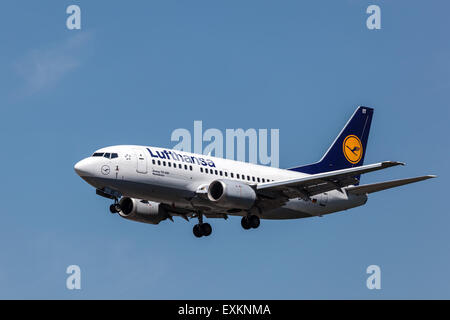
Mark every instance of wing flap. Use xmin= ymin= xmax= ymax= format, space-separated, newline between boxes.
xmin=345 ymin=175 xmax=436 ymax=195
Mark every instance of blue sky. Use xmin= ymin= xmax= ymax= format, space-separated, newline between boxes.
xmin=0 ymin=1 xmax=448 ymax=299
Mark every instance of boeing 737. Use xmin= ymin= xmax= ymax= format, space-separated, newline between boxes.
xmin=74 ymin=107 xmax=435 ymax=238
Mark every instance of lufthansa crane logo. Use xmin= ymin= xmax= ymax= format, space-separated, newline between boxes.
xmin=101 ymin=165 xmax=111 ymax=175
xmin=343 ymin=135 xmax=363 ymax=164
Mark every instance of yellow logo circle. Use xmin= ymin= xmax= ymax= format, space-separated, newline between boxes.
xmin=343 ymin=135 xmax=363 ymax=164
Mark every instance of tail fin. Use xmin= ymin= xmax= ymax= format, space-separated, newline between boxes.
xmin=289 ymin=106 xmax=374 ymax=178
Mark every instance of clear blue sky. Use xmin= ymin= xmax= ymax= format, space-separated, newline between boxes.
xmin=0 ymin=1 xmax=448 ymax=299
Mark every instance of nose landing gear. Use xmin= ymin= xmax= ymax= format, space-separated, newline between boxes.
xmin=109 ymin=198 xmax=121 ymax=214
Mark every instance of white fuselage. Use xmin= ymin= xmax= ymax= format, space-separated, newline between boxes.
xmin=74 ymin=145 xmax=368 ymax=220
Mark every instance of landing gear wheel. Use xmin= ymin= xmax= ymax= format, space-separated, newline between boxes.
xmin=109 ymin=204 xmax=118 ymax=214
xmin=193 ymin=224 xmax=203 ymax=238
xmin=241 ymin=216 xmax=251 ymax=230
xmin=241 ymin=215 xmax=260 ymax=229
xmin=193 ymin=212 xmax=213 ymax=238
xmin=249 ymin=215 xmax=260 ymax=229
xmin=193 ymin=223 xmax=212 ymax=238
xmin=201 ymin=223 xmax=212 ymax=236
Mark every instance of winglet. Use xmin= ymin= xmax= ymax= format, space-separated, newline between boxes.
xmin=380 ymin=161 xmax=405 ymax=168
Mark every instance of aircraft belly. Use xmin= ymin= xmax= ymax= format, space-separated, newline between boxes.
xmin=260 ymin=192 xmax=368 ymax=220
xmin=261 ymin=207 xmax=313 ymax=220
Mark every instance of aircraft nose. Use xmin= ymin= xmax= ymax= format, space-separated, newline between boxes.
xmin=74 ymin=158 xmax=91 ymax=177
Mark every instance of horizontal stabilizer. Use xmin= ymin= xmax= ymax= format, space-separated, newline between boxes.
xmin=345 ymin=175 xmax=436 ymax=195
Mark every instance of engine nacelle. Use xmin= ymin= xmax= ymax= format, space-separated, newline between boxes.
xmin=207 ymin=179 xmax=256 ymax=210
xmin=118 ymin=197 xmax=167 ymax=225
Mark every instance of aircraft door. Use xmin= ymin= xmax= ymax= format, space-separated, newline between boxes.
xmin=136 ymin=150 xmax=148 ymax=174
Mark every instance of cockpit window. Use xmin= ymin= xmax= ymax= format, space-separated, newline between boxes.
xmin=92 ymin=152 xmax=118 ymax=159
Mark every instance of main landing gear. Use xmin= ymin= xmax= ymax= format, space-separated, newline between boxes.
xmin=193 ymin=223 xmax=212 ymax=238
xmin=193 ymin=213 xmax=212 ymax=238
xmin=241 ymin=215 xmax=260 ymax=230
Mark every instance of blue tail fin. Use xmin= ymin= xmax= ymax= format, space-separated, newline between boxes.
xmin=289 ymin=106 xmax=374 ymax=179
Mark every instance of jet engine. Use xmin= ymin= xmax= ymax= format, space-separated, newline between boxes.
xmin=118 ymin=197 xmax=168 ymax=225
xmin=207 ymin=179 xmax=257 ymax=210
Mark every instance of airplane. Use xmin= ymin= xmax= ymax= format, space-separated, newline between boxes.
xmin=74 ymin=106 xmax=436 ymax=238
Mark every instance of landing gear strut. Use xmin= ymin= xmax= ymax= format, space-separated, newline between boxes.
xmin=193 ymin=213 xmax=212 ymax=238
xmin=241 ymin=215 xmax=260 ymax=230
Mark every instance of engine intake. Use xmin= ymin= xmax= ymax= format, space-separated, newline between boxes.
xmin=207 ymin=179 xmax=256 ymax=210
xmin=119 ymin=197 xmax=167 ymax=225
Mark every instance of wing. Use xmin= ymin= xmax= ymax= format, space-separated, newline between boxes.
xmin=255 ymin=161 xmax=404 ymax=204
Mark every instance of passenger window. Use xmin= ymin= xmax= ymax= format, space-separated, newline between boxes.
xmin=262 ymin=178 xmax=265 ymax=183
xmin=184 ymin=165 xmax=188 ymax=170
xmin=200 ymin=168 xmax=203 ymax=173
xmin=231 ymin=173 xmax=234 ymax=178
xmin=163 ymin=161 xmax=166 ymax=166
xmin=168 ymin=162 xmax=171 ymax=167
xmin=179 ymin=164 xmax=182 ymax=169
xmin=219 ymin=171 xmax=223 ymax=176
xmin=247 ymin=176 xmax=250 ymax=181
xmin=215 ymin=170 xmax=218 ymax=175
xmin=152 ymin=160 xmax=156 ymax=165
xmin=158 ymin=160 xmax=161 ymax=166
xmin=190 ymin=165 xmax=193 ymax=171
xmin=225 ymin=172 xmax=228 ymax=177
xmin=237 ymin=174 xmax=240 ymax=179
xmin=257 ymin=177 xmax=260 ymax=183
xmin=205 ymin=168 xmax=208 ymax=174
xmin=252 ymin=177 xmax=255 ymax=182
